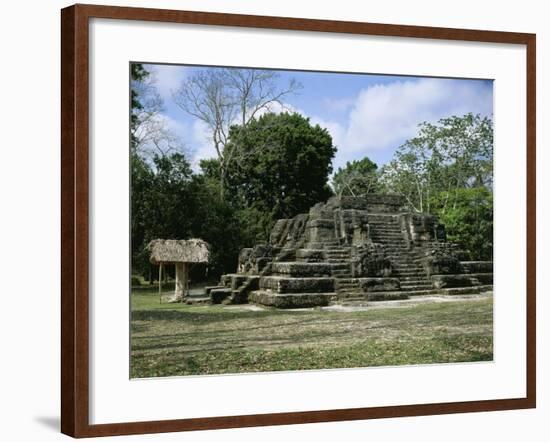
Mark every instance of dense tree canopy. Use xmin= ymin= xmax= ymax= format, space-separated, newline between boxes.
xmin=430 ymin=187 xmax=493 ymax=261
xmin=226 ymin=112 xmax=336 ymax=219
xmin=380 ymin=113 xmax=493 ymax=214
xmin=332 ymin=157 xmax=379 ymax=196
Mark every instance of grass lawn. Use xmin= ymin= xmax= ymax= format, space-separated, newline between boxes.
xmin=130 ymin=291 xmax=493 ymax=378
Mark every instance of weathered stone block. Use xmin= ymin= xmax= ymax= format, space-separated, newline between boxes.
xmin=358 ymin=277 xmax=400 ymax=292
xmin=296 ymin=249 xmax=325 ymax=262
xmin=249 ymin=291 xmax=332 ymax=308
xmin=367 ymin=292 xmax=409 ymax=301
xmin=271 ymin=262 xmax=332 ymax=277
xmin=229 ymin=275 xmax=248 ymax=290
xmin=461 ymin=261 xmax=493 ymax=274
xmin=210 ymin=288 xmax=231 ymax=304
xmin=259 ymin=276 xmax=334 ymax=293
xmin=431 ymin=273 xmax=493 ymax=289
xmin=205 ymin=285 xmax=225 ymax=295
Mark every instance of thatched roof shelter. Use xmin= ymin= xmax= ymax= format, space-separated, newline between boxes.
xmin=148 ymin=239 xmax=210 ymax=265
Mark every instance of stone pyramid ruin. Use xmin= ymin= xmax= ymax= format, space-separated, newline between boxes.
xmin=207 ymin=194 xmax=493 ymax=308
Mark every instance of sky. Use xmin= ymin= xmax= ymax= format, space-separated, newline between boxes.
xmin=142 ymin=63 xmax=493 ymax=173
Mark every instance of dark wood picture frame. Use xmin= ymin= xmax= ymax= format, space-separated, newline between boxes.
xmin=61 ymin=3 xmax=536 ymax=438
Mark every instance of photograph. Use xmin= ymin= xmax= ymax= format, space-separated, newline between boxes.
xmin=129 ymin=63 xmax=494 ymax=378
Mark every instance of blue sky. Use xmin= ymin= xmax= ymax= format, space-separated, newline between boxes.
xmin=143 ymin=63 xmax=493 ymax=173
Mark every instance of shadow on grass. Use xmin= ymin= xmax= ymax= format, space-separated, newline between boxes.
xmin=131 ymin=326 xmax=353 ymax=352
xmin=131 ymin=308 xmax=300 ymax=323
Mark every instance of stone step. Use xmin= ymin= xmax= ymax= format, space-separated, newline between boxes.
xmin=333 ymin=285 xmax=494 ymax=303
xmin=400 ymin=277 xmax=429 ymax=283
xmin=400 ymin=284 xmax=433 ymax=290
xmin=259 ymin=276 xmax=334 ymax=293
xmin=337 ymin=282 xmax=361 ymax=286
xmin=367 ymin=216 xmax=399 ymax=220
xmin=270 ymin=262 xmax=334 ymax=277
xmin=369 ymin=226 xmax=401 ymax=230
xmin=249 ymin=291 xmax=335 ymax=308
xmin=336 ymin=278 xmax=360 ymax=282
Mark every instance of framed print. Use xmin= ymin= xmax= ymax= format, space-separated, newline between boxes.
xmin=61 ymin=3 xmax=536 ymax=438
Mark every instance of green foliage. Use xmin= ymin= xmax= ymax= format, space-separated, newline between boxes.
xmin=332 ymin=157 xmax=379 ymax=196
xmin=131 ymin=152 xmax=195 ymax=276
xmin=431 ymin=187 xmax=493 ymax=261
xmin=187 ymin=174 xmax=251 ymax=277
xmin=226 ymin=112 xmax=336 ymax=222
xmin=381 ymin=113 xmax=493 ymax=213
xmin=130 ymin=63 xmax=149 ymax=146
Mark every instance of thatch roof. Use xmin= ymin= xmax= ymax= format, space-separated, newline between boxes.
xmin=148 ymin=239 xmax=210 ymax=264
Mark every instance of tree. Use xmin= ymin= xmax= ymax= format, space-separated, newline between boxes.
xmin=187 ymin=174 xmax=251 ymax=276
xmin=131 ymin=152 xmax=155 ymax=277
xmin=332 ymin=157 xmax=379 ymax=196
xmin=225 ymin=112 xmax=336 ymax=234
xmin=380 ymin=113 xmax=493 ymax=213
xmin=131 ymin=153 xmax=196 ymax=277
xmin=172 ymin=67 xmax=301 ymax=198
xmin=130 ymin=63 xmax=185 ymax=160
xmin=430 ymin=187 xmax=493 ymax=260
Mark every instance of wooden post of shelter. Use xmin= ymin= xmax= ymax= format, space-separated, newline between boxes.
xmin=158 ymin=262 xmax=163 ymax=303
xmin=175 ymin=262 xmax=186 ymax=303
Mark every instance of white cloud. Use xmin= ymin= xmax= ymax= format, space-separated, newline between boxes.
xmin=344 ymin=78 xmax=492 ymax=154
xmin=149 ymin=64 xmax=187 ymax=102
xmin=322 ymin=96 xmax=356 ymax=114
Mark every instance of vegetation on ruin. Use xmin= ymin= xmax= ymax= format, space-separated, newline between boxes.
xmin=131 ymin=290 xmax=493 ymax=377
